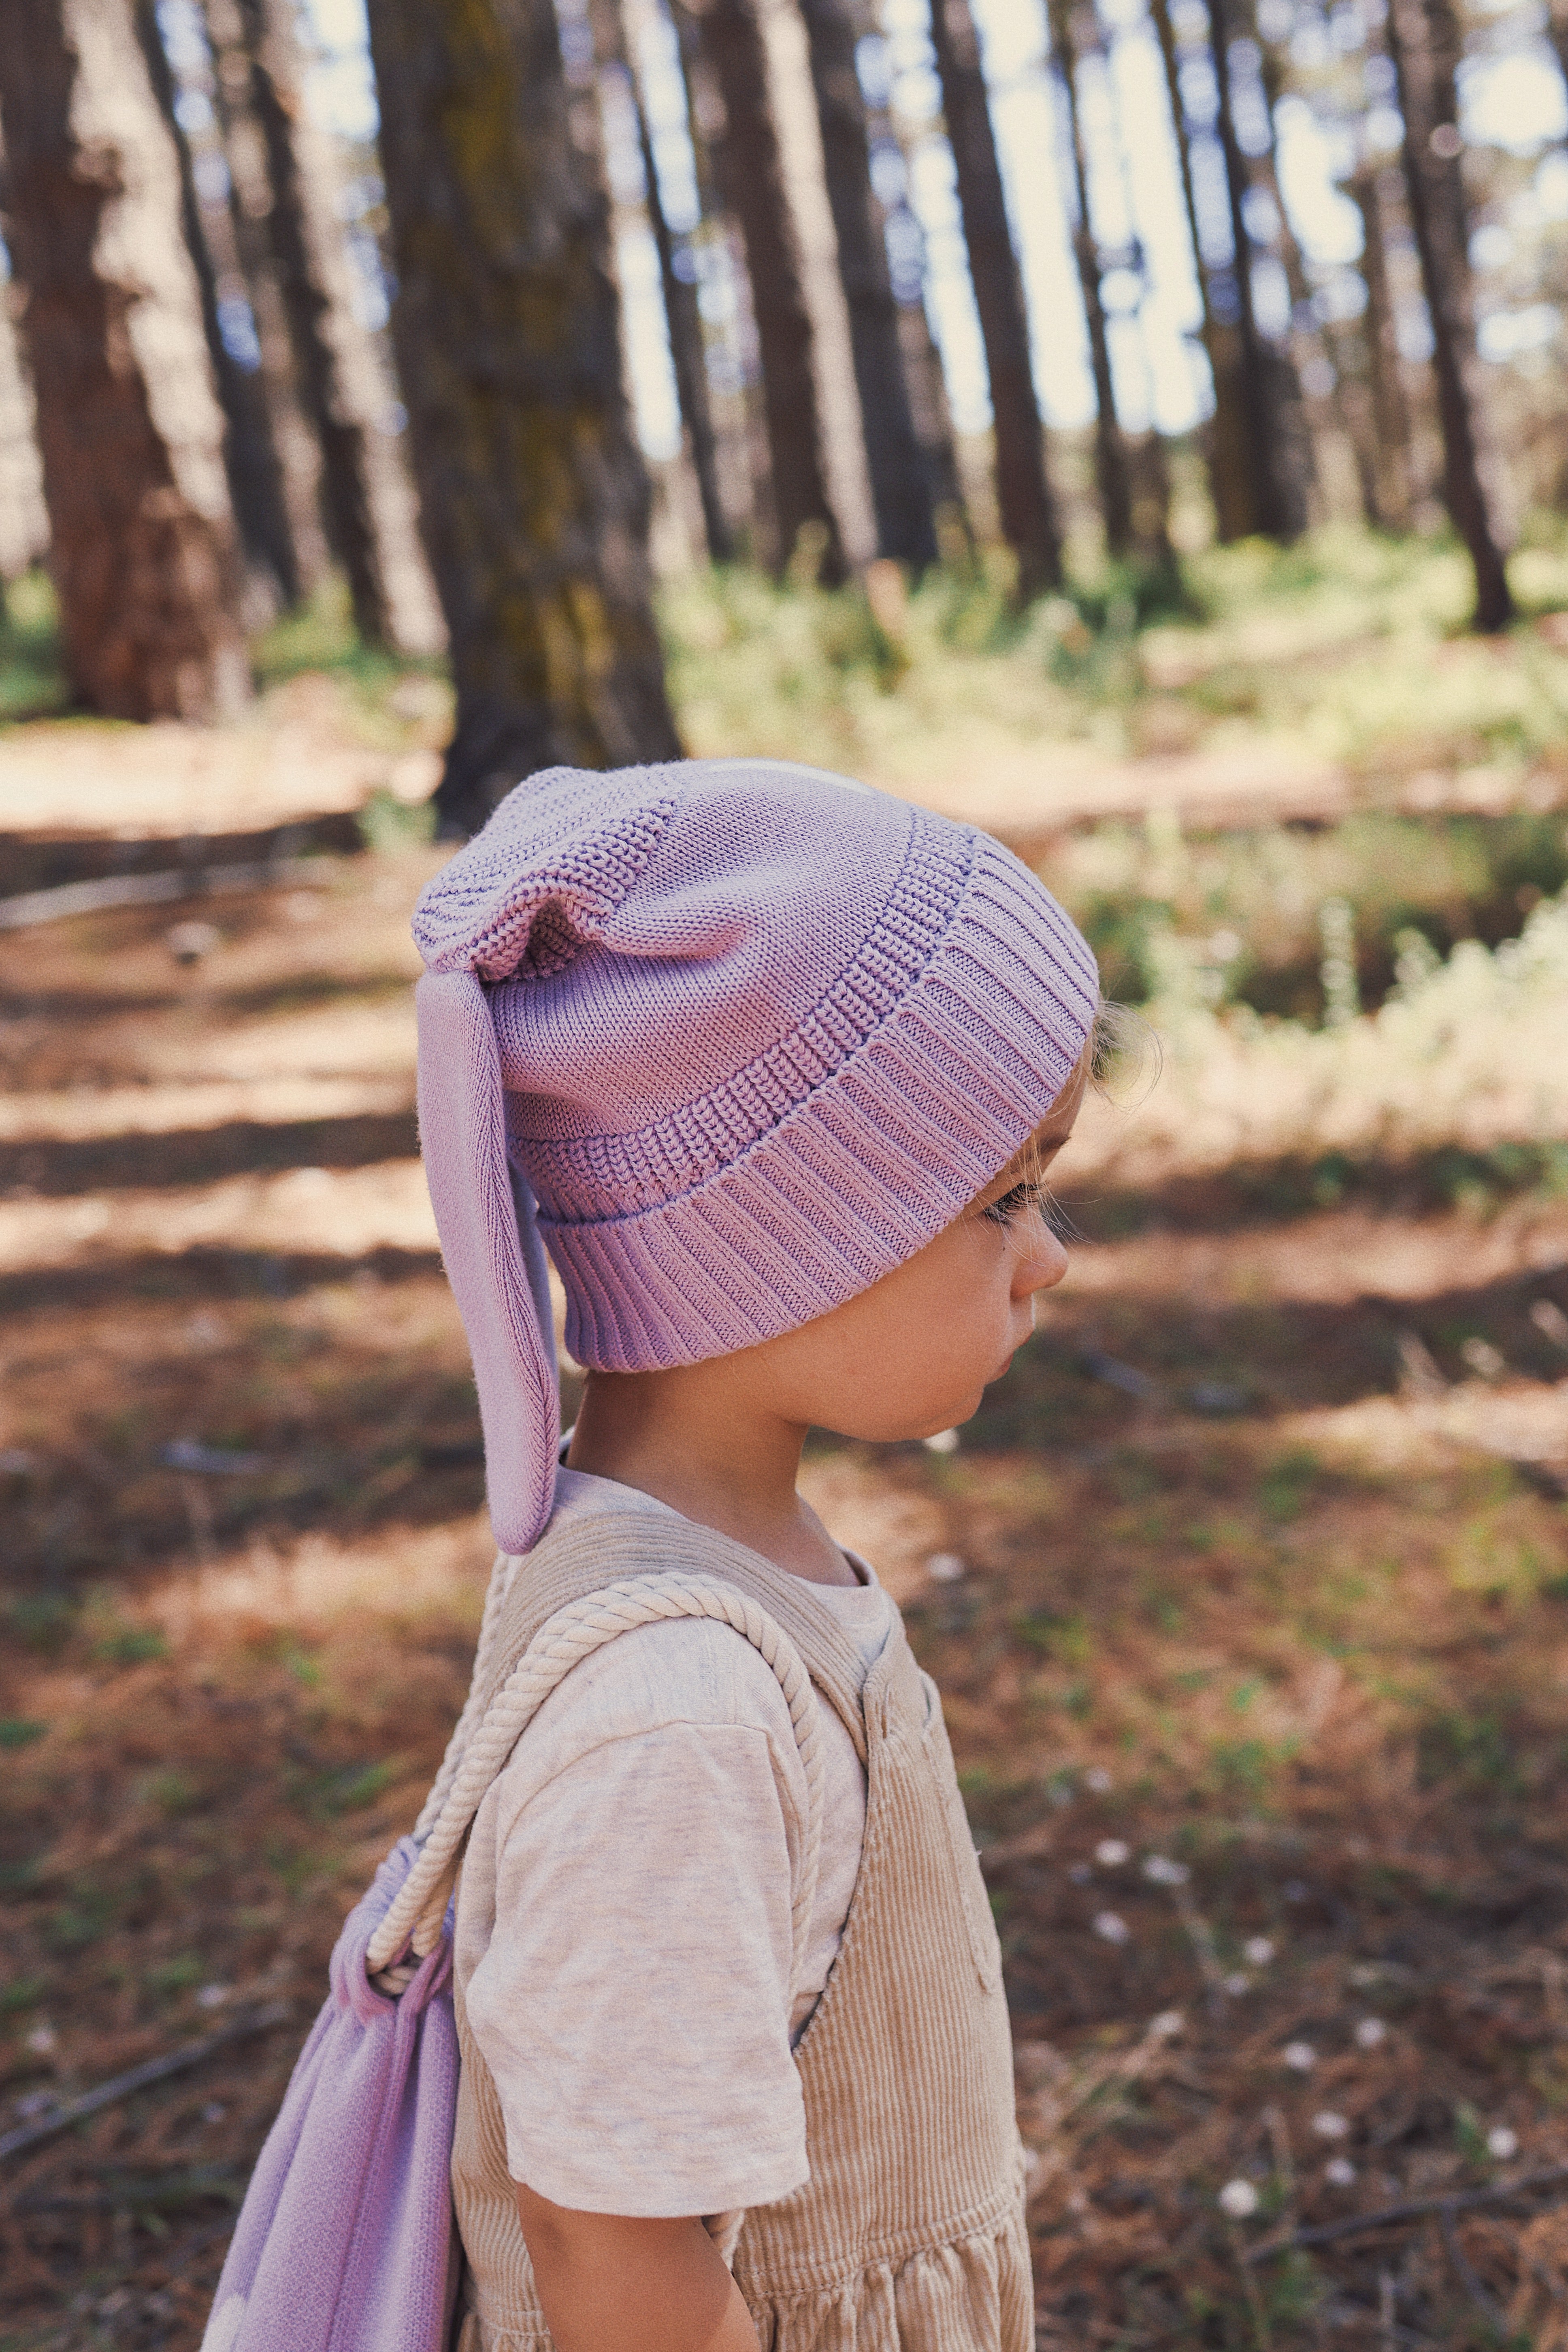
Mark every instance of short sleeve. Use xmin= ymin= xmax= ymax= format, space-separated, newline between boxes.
xmin=459 ymin=1624 xmax=811 ymax=2217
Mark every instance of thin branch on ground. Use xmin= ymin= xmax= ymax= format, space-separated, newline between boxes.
xmin=0 ymin=2003 xmax=291 ymax=2164
xmin=1245 ymin=2164 xmax=1568 ymax=2261
xmin=1439 ymin=2207 xmax=1510 ymax=2335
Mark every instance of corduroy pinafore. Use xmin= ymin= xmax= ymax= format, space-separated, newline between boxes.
xmin=448 ymin=1508 xmax=1031 ymax=2352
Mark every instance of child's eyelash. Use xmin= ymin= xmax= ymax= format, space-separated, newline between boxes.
xmin=980 ymin=1182 xmax=1081 ymax=1242
xmin=982 ymin=1182 xmax=1047 ymax=1228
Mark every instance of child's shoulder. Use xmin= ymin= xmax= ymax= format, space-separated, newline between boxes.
xmin=535 ymin=1608 xmax=801 ymax=1747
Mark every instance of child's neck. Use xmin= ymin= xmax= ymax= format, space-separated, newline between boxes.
xmin=565 ymin=1368 xmax=858 ymax=1587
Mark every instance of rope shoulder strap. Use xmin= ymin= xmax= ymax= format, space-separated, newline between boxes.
xmin=365 ymin=1569 xmax=826 ymax=2002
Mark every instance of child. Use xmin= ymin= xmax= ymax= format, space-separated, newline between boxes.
xmin=411 ymin=756 xmax=1099 ymax=2352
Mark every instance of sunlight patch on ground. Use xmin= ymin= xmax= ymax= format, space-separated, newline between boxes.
xmin=0 ymin=1160 xmax=436 ymax=1272
xmin=0 ymin=1074 xmax=413 ymax=1144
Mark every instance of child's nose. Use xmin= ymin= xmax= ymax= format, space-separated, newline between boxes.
xmin=1013 ymin=1219 xmax=1068 ymax=1299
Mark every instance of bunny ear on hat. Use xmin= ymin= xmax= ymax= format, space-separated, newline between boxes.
xmin=415 ymin=972 xmax=559 ymax=1555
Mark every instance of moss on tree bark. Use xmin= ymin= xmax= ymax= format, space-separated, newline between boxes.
xmin=366 ymin=0 xmax=681 ymax=835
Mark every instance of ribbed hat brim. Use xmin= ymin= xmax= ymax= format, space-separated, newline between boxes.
xmin=543 ymin=833 xmax=1097 ymax=1372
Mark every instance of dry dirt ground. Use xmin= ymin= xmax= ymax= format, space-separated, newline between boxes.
xmin=3 ymin=753 xmax=1568 ymax=2350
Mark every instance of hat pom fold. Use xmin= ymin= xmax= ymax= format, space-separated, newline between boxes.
xmin=415 ymin=973 xmax=560 ymax=1554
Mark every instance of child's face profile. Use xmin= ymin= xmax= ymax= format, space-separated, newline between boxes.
xmin=736 ymin=1049 xmax=1088 ymax=1446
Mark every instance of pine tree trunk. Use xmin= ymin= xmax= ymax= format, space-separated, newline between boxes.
xmin=797 ymin=0 xmax=935 ymax=565
xmin=662 ymin=8 xmax=765 ymax=550
xmin=134 ymin=0 xmax=300 ymax=608
xmin=1145 ymin=0 xmax=1254 ymax=542
xmin=364 ymin=0 xmax=681 ymax=835
xmin=1046 ymin=0 xmax=1131 ymax=557
xmin=1249 ymin=18 xmax=1352 ymax=524
xmin=204 ymin=0 xmax=332 ymax=596
xmin=678 ymin=0 xmax=846 ymax=578
xmin=641 ymin=83 xmax=735 ymax=565
xmin=897 ymin=296 xmax=970 ymax=540
xmin=0 ymin=0 xmax=248 ymax=719
xmin=928 ymin=0 xmax=1061 ymax=594
xmin=0 ymin=277 xmax=48 ymax=585
xmin=1348 ymin=163 xmax=1415 ymax=530
xmin=1204 ymin=0 xmax=1300 ymax=540
xmin=1384 ymin=0 xmax=1512 ymax=627
xmin=605 ymin=0 xmax=733 ymax=564
xmin=865 ymin=61 xmax=971 ymax=538
xmin=232 ymin=0 xmax=406 ymax=646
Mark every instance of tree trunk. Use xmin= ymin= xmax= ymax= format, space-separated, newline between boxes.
xmin=677 ymin=0 xmax=846 ymax=579
xmin=1046 ymin=0 xmax=1131 ymax=557
xmin=232 ymin=0 xmax=413 ymax=648
xmin=897 ymin=295 xmax=970 ymax=542
xmin=927 ymin=0 xmax=1061 ymax=595
xmin=364 ymin=0 xmax=681 ymax=835
xmin=0 ymin=273 xmax=49 ymax=585
xmin=0 ymin=0 xmax=248 ymax=719
xmin=639 ymin=82 xmax=735 ymax=565
xmin=1384 ymin=0 xmax=1512 ymax=627
xmin=1251 ymin=17 xmax=1359 ymax=525
xmin=203 ymin=0 xmax=331 ymax=596
xmin=1146 ymin=0 xmax=1253 ymax=542
xmin=863 ymin=54 xmax=971 ymax=538
xmin=1348 ymin=163 xmax=1415 ymax=530
xmin=604 ymin=0 xmax=733 ymax=564
xmin=797 ymin=0 xmax=935 ymax=566
xmin=657 ymin=0 xmax=764 ymax=552
xmin=1204 ymin=0 xmax=1299 ymax=540
xmin=134 ymin=0 xmax=299 ymax=608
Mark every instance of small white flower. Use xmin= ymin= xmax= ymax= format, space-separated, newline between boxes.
xmin=1143 ymin=1854 xmax=1190 ymax=1885
xmin=1093 ymin=1910 xmax=1131 ymax=1945
xmin=1487 ymin=2126 xmax=1519 ymax=2160
xmin=1243 ymin=1937 xmax=1275 ymax=1966
xmin=1311 ymin=2111 xmax=1349 ymax=2139
xmin=925 ymin=1551 xmax=965 ymax=1583
xmin=1095 ymin=1839 xmax=1130 ymax=1866
xmin=1218 ymin=2179 xmax=1260 ymax=2219
xmin=24 ymin=2024 xmax=57 ymax=2058
xmin=1324 ymin=2158 xmax=1357 ymax=2188
xmin=1084 ymin=1766 xmax=1113 ymax=1794
xmin=1354 ymin=2016 xmax=1386 ymax=2049
xmin=196 ymin=1983 xmax=231 ymax=2010
xmin=923 ymin=1428 xmax=960 ymax=1455
xmin=1150 ymin=2010 xmax=1185 ymax=2041
xmin=1223 ymin=1971 xmax=1251 ymax=1996
xmin=1282 ymin=2041 xmax=1317 ymax=2072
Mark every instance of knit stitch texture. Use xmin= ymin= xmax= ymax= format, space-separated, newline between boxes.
xmin=413 ymin=758 xmax=1097 ymax=1551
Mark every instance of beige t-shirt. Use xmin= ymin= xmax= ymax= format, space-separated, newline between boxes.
xmin=454 ymin=1472 xmax=894 ymax=2220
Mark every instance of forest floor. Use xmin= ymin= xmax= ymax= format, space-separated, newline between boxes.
xmin=4 ymin=533 xmax=1568 ymax=2349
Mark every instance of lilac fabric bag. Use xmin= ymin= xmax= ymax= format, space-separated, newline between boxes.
xmin=200 ymin=1555 xmax=824 ymax=2352
xmin=199 ymin=1839 xmax=460 ymax=2352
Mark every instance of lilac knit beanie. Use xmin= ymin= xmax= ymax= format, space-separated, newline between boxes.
xmin=413 ymin=758 xmax=1097 ymax=1552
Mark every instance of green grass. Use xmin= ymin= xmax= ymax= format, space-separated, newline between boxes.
xmin=664 ymin=520 xmax=1568 ymax=784
xmin=0 ymin=569 xmax=70 ymax=720
xmin=0 ymin=567 xmax=450 ymax=743
xmin=7 ymin=524 xmax=1568 ymax=795
xmin=1044 ymin=806 xmax=1568 ymax=1019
